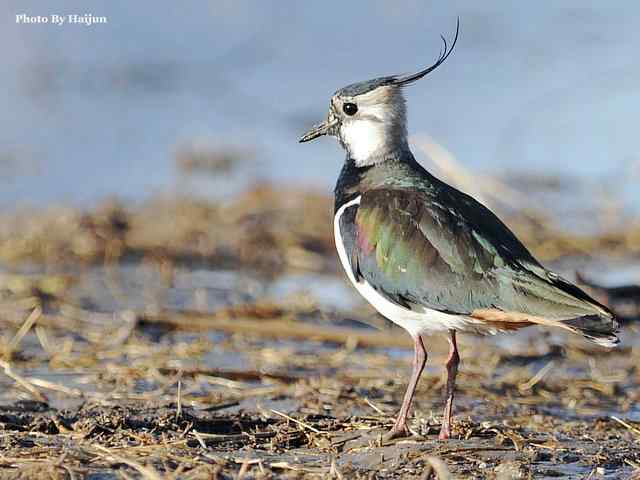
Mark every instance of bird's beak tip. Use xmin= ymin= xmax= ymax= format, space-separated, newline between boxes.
xmin=298 ymin=134 xmax=314 ymax=144
xmin=299 ymin=119 xmax=334 ymax=144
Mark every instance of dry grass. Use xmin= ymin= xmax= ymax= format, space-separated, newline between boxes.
xmin=1 ymin=181 xmax=639 ymax=277
xmin=0 ymin=174 xmax=638 ymax=478
xmin=0 ymin=280 xmax=637 ymax=478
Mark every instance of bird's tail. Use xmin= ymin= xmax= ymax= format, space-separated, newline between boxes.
xmin=471 ymin=309 xmax=620 ymax=348
xmin=560 ymin=315 xmax=620 ymax=348
xmin=518 ymin=267 xmax=620 ymax=347
xmin=518 ymin=313 xmax=619 ymax=348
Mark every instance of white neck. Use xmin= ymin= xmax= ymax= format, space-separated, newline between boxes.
xmin=341 ymin=119 xmax=386 ymax=165
xmin=340 ymin=118 xmax=408 ymax=166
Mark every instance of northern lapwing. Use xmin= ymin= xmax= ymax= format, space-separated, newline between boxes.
xmin=299 ymin=20 xmax=619 ymax=440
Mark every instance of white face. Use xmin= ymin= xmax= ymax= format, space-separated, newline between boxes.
xmin=340 ymin=114 xmax=387 ymax=166
xmin=332 ymin=86 xmax=407 ymax=166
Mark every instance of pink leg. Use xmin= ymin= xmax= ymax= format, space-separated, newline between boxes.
xmin=439 ymin=330 xmax=460 ymax=440
xmin=385 ymin=336 xmax=427 ymax=439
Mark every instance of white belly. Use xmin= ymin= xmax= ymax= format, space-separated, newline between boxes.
xmin=334 ymin=196 xmax=493 ymax=338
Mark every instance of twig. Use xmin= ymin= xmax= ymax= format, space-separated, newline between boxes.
xmin=25 ymin=377 xmax=84 ymax=397
xmin=160 ymin=366 xmax=299 ymax=384
xmin=91 ymin=444 xmax=163 ymax=480
xmin=270 ymin=409 xmax=323 ymax=434
xmin=190 ymin=430 xmax=207 ymax=449
xmin=175 ymin=377 xmax=183 ymax=420
xmin=143 ymin=310 xmax=413 ymax=349
xmin=34 ymin=325 xmax=53 ymax=356
xmin=190 ymin=431 xmax=275 ymax=444
xmin=196 ymin=374 xmax=252 ymax=390
xmin=519 ymin=361 xmax=555 ymax=391
xmin=329 ymin=457 xmax=344 ymax=479
xmin=611 ymin=416 xmax=640 ymax=437
xmin=0 ymin=359 xmax=48 ymax=403
xmin=364 ymin=397 xmax=386 ymax=415
xmin=268 ymin=461 xmax=325 ymax=473
xmin=237 ymin=456 xmax=259 ymax=480
xmin=6 ymin=306 xmax=42 ymax=360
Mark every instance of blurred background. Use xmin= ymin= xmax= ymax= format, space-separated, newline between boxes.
xmin=0 ymin=3 xmax=639 ymax=477
xmin=2 ymin=1 xmax=639 ymax=208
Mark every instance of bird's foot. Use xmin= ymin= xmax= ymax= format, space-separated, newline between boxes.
xmin=438 ymin=421 xmax=453 ymax=440
xmin=383 ymin=422 xmax=411 ymax=441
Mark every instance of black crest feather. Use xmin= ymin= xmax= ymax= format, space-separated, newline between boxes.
xmin=335 ymin=18 xmax=460 ymax=98
xmin=391 ymin=17 xmax=460 ymax=87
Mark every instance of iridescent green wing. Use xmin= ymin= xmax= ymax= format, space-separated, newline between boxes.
xmin=352 ymin=188 xmax=610 ymax=319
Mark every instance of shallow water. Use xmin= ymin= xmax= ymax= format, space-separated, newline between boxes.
xmin=0 ymin=257 xmax=637 ymax=478
xmin=2 ymin=1 xmax=639 ymax=209
xmin=2 ymin=260 xmax=638 ymax=396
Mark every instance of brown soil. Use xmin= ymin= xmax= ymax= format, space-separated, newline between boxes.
xmin=0 ymin=185 xmax=638 ymax=479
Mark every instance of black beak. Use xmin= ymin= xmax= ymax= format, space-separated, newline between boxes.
xmin=299 ymin=118 xmax=338 ymax=143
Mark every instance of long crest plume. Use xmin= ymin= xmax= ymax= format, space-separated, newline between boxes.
xmin=391 ymin=17 xmax=459 ymax=87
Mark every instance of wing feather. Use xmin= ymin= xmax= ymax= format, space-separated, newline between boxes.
xmin=351 ymin=188 xmax=614 ymax=326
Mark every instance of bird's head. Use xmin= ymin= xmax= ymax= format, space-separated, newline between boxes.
xmin=299 ymin=20 xmax=459 ymax=167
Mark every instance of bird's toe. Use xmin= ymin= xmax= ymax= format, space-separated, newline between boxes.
xmin=383 ymin=424 xmax=411 ymax=442
xmin=438 ymin=423 xmax=454 ymax=440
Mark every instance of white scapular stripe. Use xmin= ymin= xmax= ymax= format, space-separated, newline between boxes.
xmin=333 ymin=196 xmax=490 ymax=337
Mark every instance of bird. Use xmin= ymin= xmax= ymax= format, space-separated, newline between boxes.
xmin=299 ymin=20 xmax=619 ymax=441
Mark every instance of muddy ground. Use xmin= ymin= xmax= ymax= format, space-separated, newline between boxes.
xmin=0 ymin=185 xmax=639 ymax=479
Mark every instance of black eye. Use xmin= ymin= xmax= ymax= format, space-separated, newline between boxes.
xmin=342 ymin=103 xmax=358 ymax=116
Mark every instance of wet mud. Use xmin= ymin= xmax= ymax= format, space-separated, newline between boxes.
xmin=0 ymin=186 xmax=638 ymax=479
